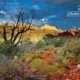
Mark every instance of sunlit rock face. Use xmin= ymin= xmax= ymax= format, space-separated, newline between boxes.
xmin=58 ymin=29 xmax=80 ymax=37
xmin=40 ymin=24 xmax=62 ymax=33
xmin=0 ymin=23 xmax=62 ymax=42
xmin=25 ymin=24 xmax=62 ymax=42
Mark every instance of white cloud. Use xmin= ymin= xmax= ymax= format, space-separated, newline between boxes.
xmin=0 ymin=10 xmax=6 ymax=14
xmin=33 ymin=5 xmax=40 ymax=10
xmin=46 ymin=15 xmax=57 ymax=19
xmin=32 ymin=18 xmax=48 ymax=26
xmin=31 ymin=15 xmax=57 ymax=26
xmin=41 ymin=18 xmax=47 ymax=22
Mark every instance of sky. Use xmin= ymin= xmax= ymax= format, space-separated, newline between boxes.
xmin=0 ymin=0 xmax=80 ymax=30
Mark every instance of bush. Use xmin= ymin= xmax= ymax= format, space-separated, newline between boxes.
xmin=64 ymin=38 xmax=80 ymax=57
xmin=31 ymin=58 xmax=42 ymax=70
xmin=19 ymin=39 xmax=35 ymax=53
xmin=0 ymin=42 xmax=12 ymax=54
xmin=44 ymin=65 xmax=58 ymax=73
xmin=36 ymin=39 xmax=45 ymax=49
xmin=57 ymin=68 xmax=65 ymax=77
xmin=54 ymin=49 xmax=69 ymax=69
xmin=42 ymin=37 xmax=66 ymax=47
xmin=42 ymin=37 xmax=54 ymax=46
xmin=20 ymin=53 xmax=35 ymax=62
xmin=53 ymin=38 xmax=66 ymax=47
xmin=0 ymin=42 xmax=19 ymax=57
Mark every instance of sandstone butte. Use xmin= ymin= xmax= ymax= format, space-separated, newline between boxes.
xmin=0 ymin=23 xmax=62 ymax=42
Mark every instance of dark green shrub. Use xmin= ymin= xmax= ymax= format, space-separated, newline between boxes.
xmin=36 ymin=40 xmax=45 ymax=49
xmin=43 ymin=37 xmax=54 ymax=46
xmin=0 ymin=42 xmax=19 ymax=56
xmin=43 ymin=37 xmax=66 ymax=47
xmin=64 ymin=39 xmax=80 ymax=57
xmin=53 ymin=38 xmax=66 ymax=47
xmin=0 ymin=42 xmax=11 ymax=54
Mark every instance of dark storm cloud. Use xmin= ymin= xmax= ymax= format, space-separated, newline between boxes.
xmin=0 ymin=0 xmax=18 ymax=3
xmin=0 ymin=0 xmax=16 ymax=5
xmin=34 ymin=5 xmax=56 ymax=19
xmin=34 ymin=4 xmax=77 ymax=20
xmin=0 ymin=0 xmax=19 ymax=11
xmin=32 ymin=0 xmax=80 ymax=5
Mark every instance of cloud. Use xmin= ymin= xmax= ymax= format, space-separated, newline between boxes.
xmin=0 ymin=10 xmax=6 ymax=14
xmin=32 ymin=15 xmax=56 ymax=26
xmin=32 ymin=0 xmax=80 ymax=5
xmin=0 ymin=0 xmax=19 ymax=4
xmin=32 ymin=18 xmax=48 ymax=26
xmin=32 ymin=5 xmax=41 ymax=10
xmin=46 ymin=15 xmax=57 ymax=19
xmin=41 ymin=18 xmax=47 ymax=22
xmin=0 ymin=0 xmax=15 ymax=6
xmin=33 ymin=5 xmax=56 ymax=19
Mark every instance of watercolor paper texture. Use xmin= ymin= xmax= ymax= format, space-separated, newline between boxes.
xmin=0 ymin=1 xmax=80 ymax=80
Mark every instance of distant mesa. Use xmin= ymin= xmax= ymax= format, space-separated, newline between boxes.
xmin=40 ymin=24 xmax=62 ymax=33
xmin=0 ymin=23 xmax=62 ymax=42
xmin=27 ymin=24 xmax=63 ymax=42
xmin=2 ymin=23 xmax=80 ymax=41
xmin=58 ymin=29 xmax=80 ymax=37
